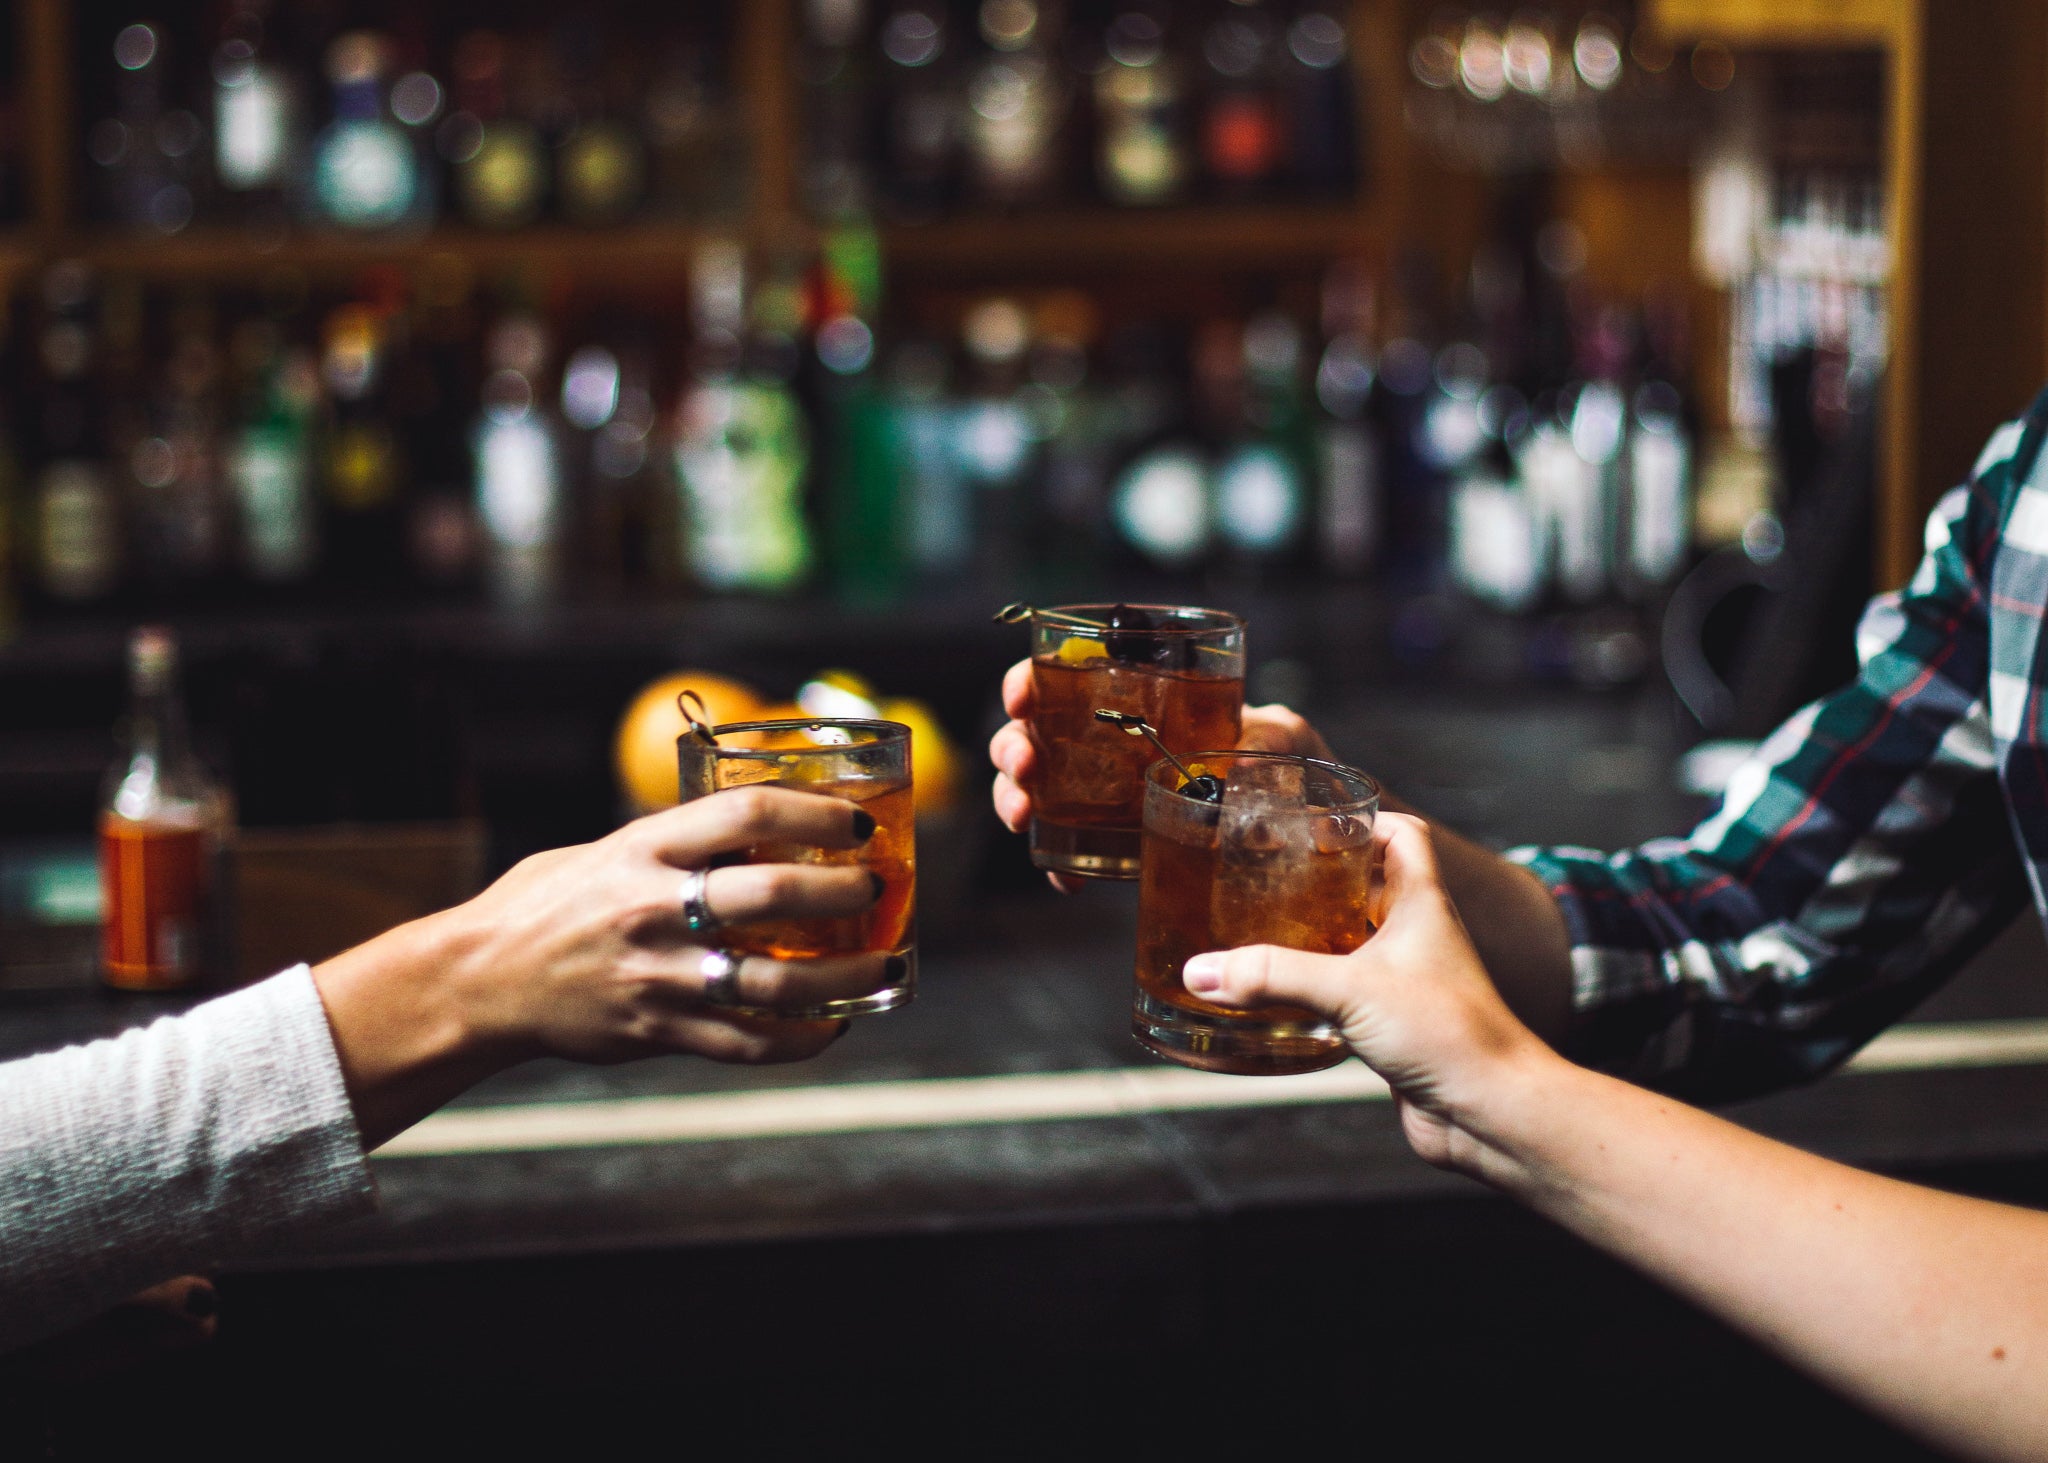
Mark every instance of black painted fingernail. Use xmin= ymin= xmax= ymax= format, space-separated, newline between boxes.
xmin=851 ymin=809 xmax=876 ymax=841
xmin=885 ymin=955 xmax=908 ymax=982
xmin=184 ymin=1285 xmax=218 ymax=1320
xmin=867 ymin=871 xmax=887 ymax=902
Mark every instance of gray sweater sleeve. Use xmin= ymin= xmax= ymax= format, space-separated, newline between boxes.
xmin=0 ymin=965 xmax=377 ymax=1351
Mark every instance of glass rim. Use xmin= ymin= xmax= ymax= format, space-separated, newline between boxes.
xmin=1145 ymin=749 xmax=1380 ymax=812
xmin=682 ymin=717 xmax=911 ymax=761
xmin=1031 ymin=603 xmax=1244 ymax=638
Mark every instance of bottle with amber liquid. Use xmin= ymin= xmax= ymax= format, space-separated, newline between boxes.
xmin=100 ymin=627 xmax=232 ymax=991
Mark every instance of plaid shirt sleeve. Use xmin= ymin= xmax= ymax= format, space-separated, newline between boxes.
xmin=1509 ymin=414 xmax=2039 ymax=1103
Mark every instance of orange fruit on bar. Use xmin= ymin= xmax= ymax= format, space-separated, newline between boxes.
xmin=614 ymin=672 xmax=766 ymax=812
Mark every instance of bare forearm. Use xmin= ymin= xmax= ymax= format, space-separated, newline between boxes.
xmin=1381 ymin=793 xmax=1572 ymax=1044
xmin=311 ymin=910 xmax=507 ymax=1150
xmin=1467 ymin=1058 xmax=2048 ymax=1461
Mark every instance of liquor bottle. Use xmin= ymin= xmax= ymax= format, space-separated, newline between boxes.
xmin=813 ymin=224 xmax=904 ymax=603
xmin=1450 ymin=428 xmax=1543 ymax=613
xmin=1279 ymin=5 xmax=1355 ymax=194
xmin=1199 ymin=0 xmax=1285 ymax=197
xmin=1093 ymin=6 xmax=1189 ymax=205
xmin=88 ymin=21 xmax=204 ymax=233
xmin=964 ymin=0 xmax=1065 ymax=205
xmin=1625 ymin=301 xmax=1695 ymax=592
xmin=100 ymin=626 xmax=232 ymax=992
xmin=560 ymin=335 xmax=625 ymax=590
xmin=1313 ymin=258 xmax=1380 ymax=575
xmin=227 ymin=328 xmax=318 ymax=584
xmin=310 ymin=33 xmax=428 ymax=231
xmin=474 ymin=314 xmax=565 ymax=607
xmin=1109 ymin=323 xmax=1211 ymax=571
xmin=957 ymin=296 xmax=1037 ymax=587
xmin=555 ymin=20 xmax=647 ymax=227
xmin=878 ymin=3 xmax=959 ymax=219
xmin=319 ymin=301 xmax=405 ymax=586
xmin=1026 ymin=291 xmax=1110 ymax=587
xmin=128 ymin=297 xmax=231 ymax=600
xmin=1213 ymin=310 xmax=1312 ymax=570
xmin=563 ymin=329 xmax=661 ymax=591
xmin=31 ymin=265 xmax=121 ymax=606
xmin=800 ymin=0 xmax=876 ymax=221
xmin=645 ymin=32 xmax=744 ymax=221
xmin=445 ymin=31 xmax=548 ymax=229
xmin=1556 ymin=306 xmax=1633 ymax=603
xmin=673 ymin=242 xmax=813 ymax=592
xmin=394 ymin=271 xmax=482 ymax=591
xmin=211 ymin=0 xmax=297 ymax=229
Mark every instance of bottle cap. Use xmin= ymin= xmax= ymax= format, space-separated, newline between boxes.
xmin=130 ymin=625 xmax=177 ymax=691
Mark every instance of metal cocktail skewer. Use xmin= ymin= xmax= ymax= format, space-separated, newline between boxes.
xmin=676 ymin=690 xmax=721 ymax=747
xmin=996 ymin=602 xmax=1235 ymax=662
xmin=1093 ymin=709 xmax=1225 ymax=801
xmin=992 ymin=602 xmax=1108 ymax=629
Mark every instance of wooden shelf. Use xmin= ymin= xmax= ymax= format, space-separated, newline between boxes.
xmin=46 ymin=223 xmax=734 ymax=283
xmin=1646 ymin=0 xmax=1905 ymax=47
xmin=3 ymin=201 xmax=1379 ymax=287
xmin=0 ymin=232 xmax=38 ymax=287
xmin=882 ymin=204 xmax=1379 ymax=273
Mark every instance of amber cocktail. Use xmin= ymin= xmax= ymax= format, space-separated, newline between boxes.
xmin=1135 ymin=751 xmax=1377 ymax=1074
xmin=677 ymin=718 xmax=915 ymax=1017
xmin=1022 ymin=604 xmax=1244 ymax=879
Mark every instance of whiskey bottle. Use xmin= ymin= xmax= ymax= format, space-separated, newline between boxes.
xmin=100 ymin=626 xmax=232 ymax=991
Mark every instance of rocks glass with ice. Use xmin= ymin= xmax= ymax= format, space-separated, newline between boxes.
xmin=1021 ymin=605 xmax=1245 ymax=879
xmin=1135 ymin=751 xmax=1378 ymax=1074
xmin=677 ymin=717 xmax=916 ymax=1017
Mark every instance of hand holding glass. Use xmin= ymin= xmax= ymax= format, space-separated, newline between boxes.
xmin=677 ymin=718 xmax=916 ymax=1018
xmin=1135 ymin=751 xmax=1378 ymax=1074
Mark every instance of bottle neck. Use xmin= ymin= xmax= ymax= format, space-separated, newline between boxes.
xmin=129 ymin=676 xmax=185 ymax=751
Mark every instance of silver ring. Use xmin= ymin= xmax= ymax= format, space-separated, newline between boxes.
xmin=679 ymin=868 xmax=720 ymax=936
xmin=699 ymin=948 xmax=745 ymax=1007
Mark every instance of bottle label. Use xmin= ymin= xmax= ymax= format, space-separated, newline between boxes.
xmin=100 ymin=815 xmax=209 ymax=990
xmin=39 ymin=462 xmax=118 ymax=600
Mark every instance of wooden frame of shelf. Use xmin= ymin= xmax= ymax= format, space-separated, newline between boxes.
xmin=56 ymin=226 xmax=722 ymax=284
xmin=1648 ymin=0 xmax=1926 ymax=592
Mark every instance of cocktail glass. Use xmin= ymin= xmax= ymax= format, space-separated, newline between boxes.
xmin=1134 ymin=750 xmax=1378 ymax=1074
xmin=1020 ymin=604 xmax=1244 ymax=879
xmin=677 ymin=717 xmax=915 ymax=1017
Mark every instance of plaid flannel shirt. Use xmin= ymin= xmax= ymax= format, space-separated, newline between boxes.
xmin=1512 ymin=389 xmax=2048 ymax=1103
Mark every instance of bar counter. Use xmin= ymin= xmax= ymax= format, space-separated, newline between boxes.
xmin=3 ymin=674 xmax=2044 ymax=1455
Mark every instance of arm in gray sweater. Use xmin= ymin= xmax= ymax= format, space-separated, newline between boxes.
xmin=0 ymin=966 xmax=375 ymax=1351
xmin=0 ymin=786 xmax=912 ymax=1351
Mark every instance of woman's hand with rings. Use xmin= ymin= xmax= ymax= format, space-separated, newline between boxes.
xmin=313 ymin=785 xmax=894 ymax=1145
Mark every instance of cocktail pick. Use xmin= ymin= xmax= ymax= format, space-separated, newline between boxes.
xmin=677 ymin=690 xmax=721 ymax=747
xmin=1093 ymin=709 xmax=1226 ymax=802
xmin=993 ymin=602 xmax=1109 ymax=628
